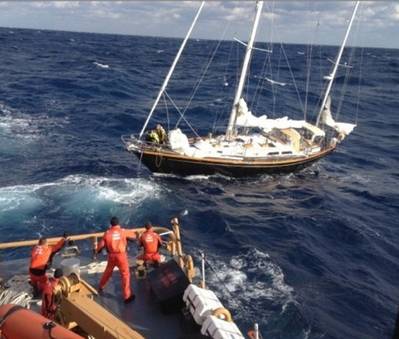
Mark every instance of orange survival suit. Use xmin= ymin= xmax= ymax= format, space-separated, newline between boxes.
xmin=138 ymin=226 xmax=163 ymax=264
xmin=29 ymin=238 xmax=65 ymax=292
xmin=41 ymin=277 xmax=60 ymax=320
xmin=96 ymin=224 xmax=135 ymax=301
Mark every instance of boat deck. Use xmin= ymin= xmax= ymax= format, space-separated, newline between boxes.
xmin=0 ymin=255 xmax=204 ymax=339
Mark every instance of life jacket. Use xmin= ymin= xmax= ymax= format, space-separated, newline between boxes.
xmin=41 ymin=278 xmax=59 ymax=320
xmin=103 ymin=225 xmax=128 ymax=254
xmin=30 ymin=245 xmax=53 ymax=271
xmin=147 ymin=130 xmax=160 ymax=143
xmin=140 ymin=229 xmax=161 ymax=255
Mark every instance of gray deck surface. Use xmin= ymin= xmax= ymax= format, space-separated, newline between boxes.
xmin=0 ymin=254 xmax=203 ymax=339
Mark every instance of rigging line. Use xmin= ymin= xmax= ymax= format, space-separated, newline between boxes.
xmin=212 ymin=39 xmax=235 ymax=134
xmin=336 ymin=6 xmax=361 ymax=121
xmin=164 ymin=91 xmax=200 ymax=137
xmin=163 ymin=93 xmax=170 ymax=132
xmin=252 ymin=0 xmax=275 ymax=114
xmin=280 ymin=41 xmax=306 ymax=116
xmin=355 ymin=46 xmax=364 ymax=126
xmin=272 ymin=46 xmax=283 ymax=118
xmin=139 ymin=1 xmax=205 ymax=139
xmin=335 ymin=45 xmax=356 ymax=121
xmin=304 ymin=5 xmax=319 ymax=122
xmin=251 ymin=52 xmax=270 ymax=113
xmin=176 ymin=21 xmax=230 ymax=129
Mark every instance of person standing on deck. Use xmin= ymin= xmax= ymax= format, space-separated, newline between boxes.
xmin=96 ymin=216 xmax=136 ymax=303
xmin=29 ymin=234 xmax=67 ymax=293
xmin=138 ymin=222 xmax=163 ymax=265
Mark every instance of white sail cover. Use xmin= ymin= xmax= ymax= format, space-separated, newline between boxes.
xmin=320 ymin=96 xmax=356 ymax=136
xmin=235 ymin=98 xmax=324 ymax=136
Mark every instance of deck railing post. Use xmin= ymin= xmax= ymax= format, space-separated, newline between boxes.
xmin=171 ymin=218 xmax=184 ymax=269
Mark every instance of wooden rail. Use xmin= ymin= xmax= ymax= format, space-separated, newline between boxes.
xmin=0 ymin=227 xmax=171 ymax=250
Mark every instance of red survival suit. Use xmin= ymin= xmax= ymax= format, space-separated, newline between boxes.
xmin=41 ymin=277 xmax=60 ymax=320
xmin=138 ymin=228 xmax=163 ymax=263
xmin=29 ymin=238 xmax=65 ymax=292
xmin=97 ymin=225 xmax=135 ymax=301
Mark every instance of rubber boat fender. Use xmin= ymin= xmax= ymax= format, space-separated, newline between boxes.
xmin=212 ymin=307 xmax=232 ymax=322
xmin=0 ymin=304 xmax=83 ymax=339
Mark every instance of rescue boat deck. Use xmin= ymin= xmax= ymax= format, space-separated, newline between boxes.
xmin=0 ymin=253 xmax=204 ymax=339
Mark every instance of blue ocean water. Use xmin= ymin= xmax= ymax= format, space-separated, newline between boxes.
xmin=0 ymin=27 xmax=398 ymax=338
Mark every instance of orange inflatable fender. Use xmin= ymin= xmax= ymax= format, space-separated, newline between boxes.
xmin=0 ymin=304 xmax=83 ymax=339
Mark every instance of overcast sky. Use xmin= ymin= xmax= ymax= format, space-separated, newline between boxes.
xmin=0 ymin=1 xmax=398 ymax=49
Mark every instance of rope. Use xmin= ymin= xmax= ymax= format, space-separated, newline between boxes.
xmin=0 ymin=275 xmax=34 ymax=308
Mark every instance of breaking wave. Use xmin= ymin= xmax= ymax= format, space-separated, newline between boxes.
xmin=0 ymin=174 xmax=163 ymax=214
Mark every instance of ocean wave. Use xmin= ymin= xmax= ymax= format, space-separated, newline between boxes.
xmin=0 ymin=102 xmax=69 ymax=141
xmin=0 ymin=174 xmax=163 ymax=215
xmin=205 ymin=248 xmax=296 ymax=323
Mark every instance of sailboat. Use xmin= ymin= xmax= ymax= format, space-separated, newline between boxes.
xmin=122 ymin=1 xmax=360 ymax=177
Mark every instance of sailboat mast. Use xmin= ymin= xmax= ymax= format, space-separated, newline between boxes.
xmin=139 ymin=1 xmax=205 ymax=139
xmin=316 ymin=1 xmax=360 ymax=127
xmin=226 ymin=0 xmax=264 ymax=138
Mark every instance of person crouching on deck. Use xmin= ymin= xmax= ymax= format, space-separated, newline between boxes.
xmin=29 ymin=234 xmax=67 ymax=293
xmin=138 ymin=222 xmax=163 ymax=266
xmin=96 ymin=216 xmax=136 ymax=303
xmin=146 ymin=124 xmax=167 ymax=144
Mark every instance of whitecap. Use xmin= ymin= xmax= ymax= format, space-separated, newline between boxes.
xmin=93 ymin=62 xmax=110 ymax=69
xmin=204 ymin=248 xmax=296 ymax=321
xmin=0 ymin=102 xmax=69 ymax=141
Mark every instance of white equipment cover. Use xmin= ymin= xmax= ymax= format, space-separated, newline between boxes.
xmin=201 ymin=315 xmax=245 ymax=339
xmin=183 ymin=284 xmax=224 ymax=325
xmin=320 ymin=96 xmax=356 ymax=136
xmin=168 ymin=129 xmax=193 ymax=155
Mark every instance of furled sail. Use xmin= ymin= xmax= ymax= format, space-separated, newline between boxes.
xmin=235 ymin=99 xmax=325 ymax=136
xmin=320 ymin=96 xmax=356 ymax=137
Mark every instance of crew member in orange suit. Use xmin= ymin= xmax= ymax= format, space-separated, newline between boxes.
xmin=138 ymin=222 xmax=163 ymax=265
xmin=96 ymin=216 xmax=136 ymax=303
xmin=41 ymin=268 xmax=63 ymax=320
xmin=29 ymin=234 xmax=67 ymax=293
